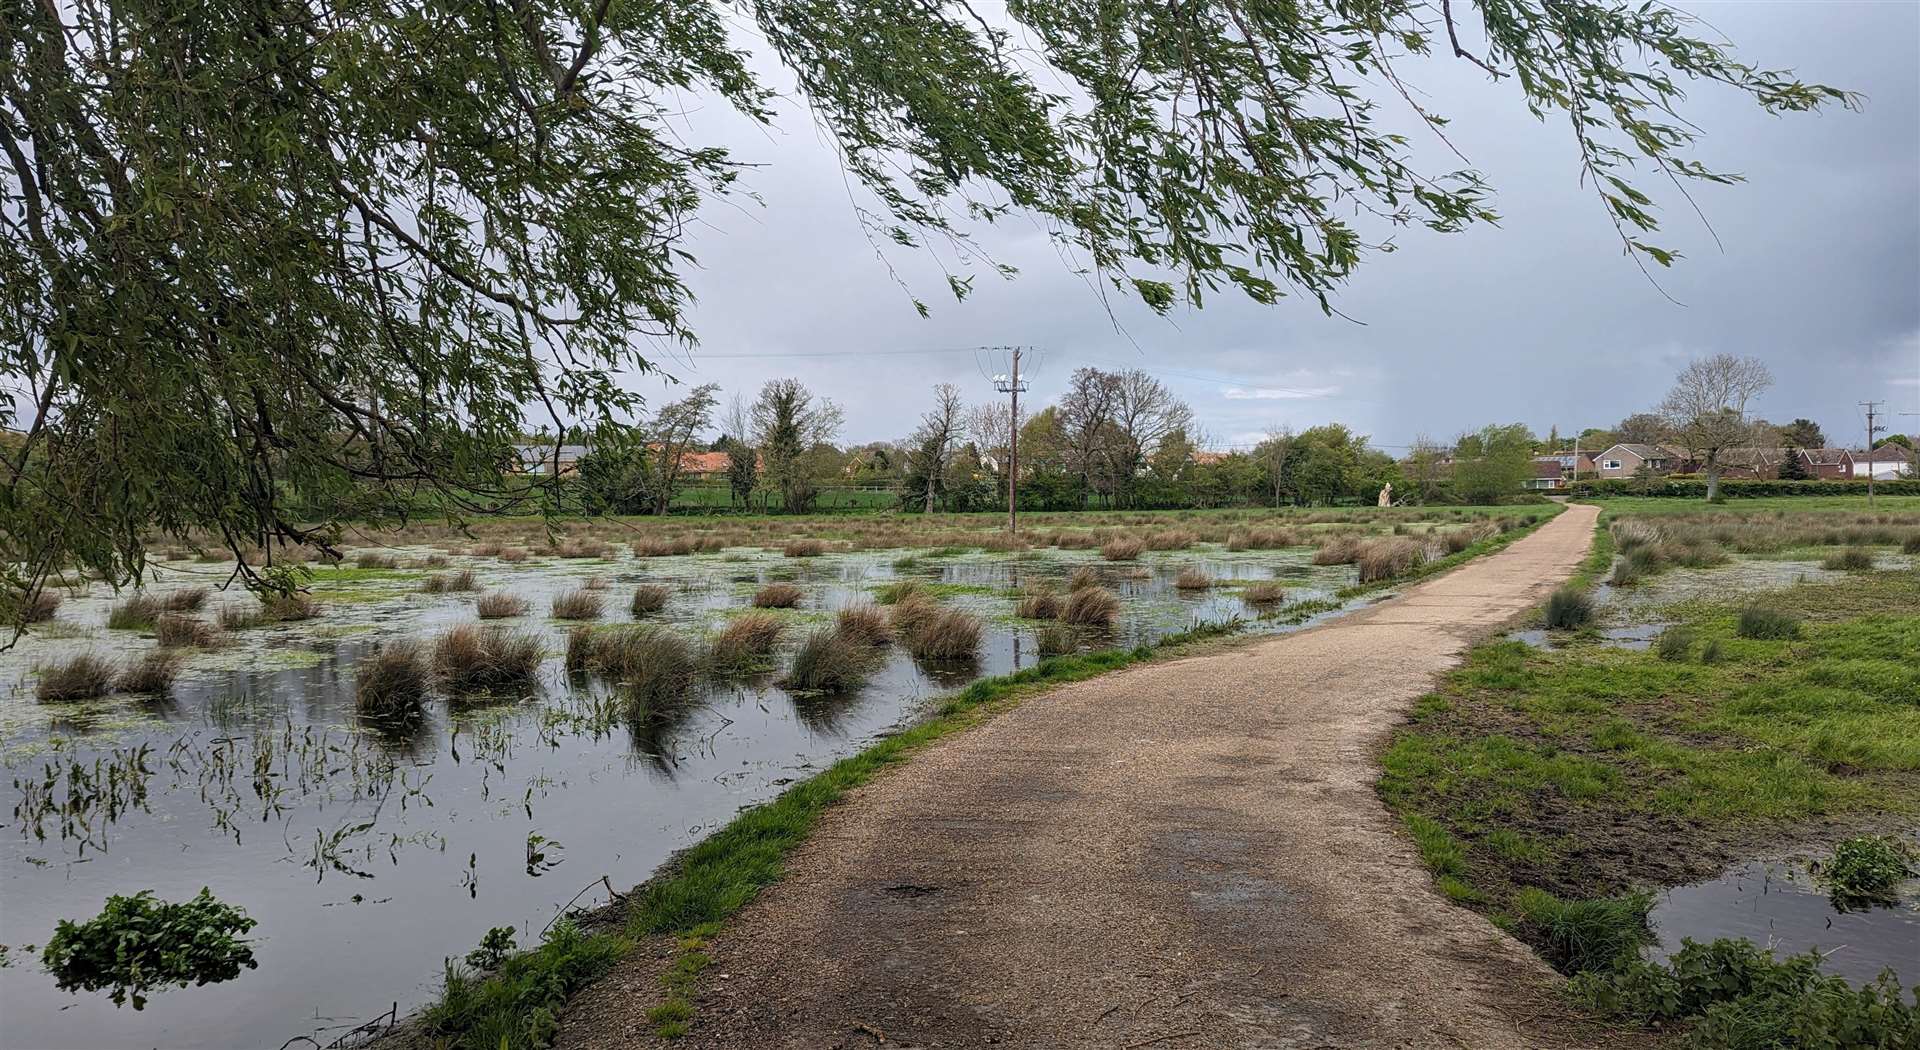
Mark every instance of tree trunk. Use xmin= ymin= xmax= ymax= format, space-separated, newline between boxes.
xmin=1705 ymin=453 xmax=1721 ymax=501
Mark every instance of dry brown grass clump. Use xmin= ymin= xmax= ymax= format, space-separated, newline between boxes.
xmin=432 ymin=625 xmax=543 ymax=693
xmin=1355 ymin=537 xmax=1424 ymax=582
xmin=556 ymin=539 xmax=614 ymax=559
xmin=710 ymin=612 xmax=789 ymax=673
xmin=217 ymin=603 xmax=263 ymax=630
xmin=475 ymin=592 xmax=530 ymax=619
xmin=1068 ymin=565 xmax=1103 ymax=592
xmin=22 ymin=590 xmax=61 ymax=623
xmin=551 ymin=588 xmax=605 ymax=620
xmin=979 ymin=533 xmax=1030 ymax=552
xmin=162 ymin=587 xmax=209 ymax=612
xmin=1241 ymin=581 xmax=1287 ymax=606
xmin=421 ymin=569 xmax=480 ymax=594
xmin=1100 ymin=537 xmax=1145 ymax=562
xmin=154 ymin=613 xmax=220 ymax=648
xmin=1173 ymin=566 xmax=1213 ymax=590
xmin=116 ymin=650 xmax=183 ymax=694
xmin=781 ymin=628 xmax=877 ymax=693
xmin=261 ymin=593 xmax=320 ymax=622
xmin=888 ymin=591 xmax=943 ymax=637
xmin=751 ymin=582 xmax=804 ymax=609
xmin=1227 ymin=528 xmax=1299 ymax=551
xmin=782 ymin=538 xmax=827 ymax=558
xmin=471 ymin=542 xmax=505 ymax=557
xmin=355 ymin=551 xmax=399 ymax=569
xmin=1035 ymin=625 xmax=1078 ymax=658
xmin=633 ymin=536 xmax=695 ymax=558
xmin=901 ymin=607 xmax=982 ymax=661
xmin=36 ymin=653 xmax=118 ymax=701
xmin=107 ymin=594 xmax=163 ymax=630
xmin=355 ymin=642 xmax=429 ymax=719
xmin=1145 ymin=530 xmax=1197 ymax=551
xmin=1061 ymin=586 xmax=1121 ymax=627
xmin=498 ymin=547 xmax=530 ymax=563
xmin=834 ymin=604 xmax=892 ymax=646
xmin=1312 ymin=534 xmax=1364 ymax=565
xmin=630 ymin=585 xmax=671 ymax=616
xmin=1016 ymin=588 xmax=1062 ymax=620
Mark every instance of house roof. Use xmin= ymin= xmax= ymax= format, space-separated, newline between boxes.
xmin=1191 ymin=450 xmax=1229 ymax=466
xmin=1531 ymin=459 xmax=1564 ymax=479
xmin=1798 ymin=447 xmax=1853 ymax=466
xmin=1595 ymin=443 xmax=1667 ymax=461
xmin=515 ymin=443 xmax=589 ymax=467
xmin=1859 ymin=445 xmax=1914 ymax=463
xmin=678 ymin=450 xmax=731 ymax=474
xmin=1717 ymin=447 xmax=1787 ymax=468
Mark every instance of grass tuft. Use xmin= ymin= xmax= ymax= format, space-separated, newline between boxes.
xmin=35 ymin=654 xmax=117 ymax=701
xmin=629 ymin=585 xmax=671 ymax=617
xmin=116 ymin=650 xmax=182 ymax=694
xmin=475 ymin=592 xmax=530 ymax=619
xmin=833 ymin=604 xmax=891 ymax=646
xmin=551 ymin=588 xmax=604 ymax=621
xmin=751 ymin=582 xmax=804 ymax=609
xmin=709 ymin=613 xmax=788 ymax=674
xmin=781 ymin=628 xmax=878 ymax=693
xmin=1542 ymin=586 xmax=1595 ymax=631
xmin=432 ymin=626 xmax=544 ymax=694
xmin=1736 ymin=605 xmax=1801 ymax=640
xmin=355 ymin=642 xmax=430 ymax=720
xmin=1061 ymin=586 xmax=1121 ymax=627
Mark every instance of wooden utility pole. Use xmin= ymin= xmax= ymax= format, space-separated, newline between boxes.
xmin=1861 ymin=400 xmax=1884 ymax=505
xmin=994 ymin=349 xmax=1028 ymax=533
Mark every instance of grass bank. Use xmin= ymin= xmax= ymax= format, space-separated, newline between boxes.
xmin=1380 ymin=564 xmax=1920 ymax=1044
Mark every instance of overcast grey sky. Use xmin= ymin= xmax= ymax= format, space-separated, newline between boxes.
xmin=633 ymin=0 xmax=1919 ymax=454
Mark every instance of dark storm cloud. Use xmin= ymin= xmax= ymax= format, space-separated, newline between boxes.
xmin=647 ymin=0 xmax=1920 ymax=451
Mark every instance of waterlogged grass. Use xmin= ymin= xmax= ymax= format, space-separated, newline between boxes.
xmin=1381 ymin=565 xmax=1920 ymax=1036
xmin=416 ymin=623 xmax=1241 ymax=1048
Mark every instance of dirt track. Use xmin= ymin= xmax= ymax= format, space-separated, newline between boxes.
xmin=560 ymin=503 xmax=1604 ymax=1050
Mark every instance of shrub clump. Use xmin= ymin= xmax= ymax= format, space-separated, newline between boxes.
xmin=901 ymin=607 xmax=982 ymax=661
xmin=781 ymin=628 xmax=877 ymax=693
xmin=1172 ymin=566 xmax=1213 ymax=590
xmin=1736 ymin=606 xmax=1801 ymax=640
xmin=782 ymin=538 xmax=827 ymax=558
xmin=116 ymin=651 xmax=183 ymax=694
xmin=107 ymin=594 xmax=163 ymax=630
xmin=154 ymin=614 xmax=219 ymax=649
xmin=1061 ymin=586 xmax=1121 ymax=627
xmin=1542 ymin=586 xmax=1595 ymax=631
xmin=709 ymin=613 xmax=789 ymax=674
xmin=42 ymin=888 xmax=258 ymax=1009
xmin=474 ymin=592 xmax=530 ymax=619
xmin=1099 ymin=537 xmax=1144 ymax=562
xmin=356 ymin=642 xmax=430 ymax=720
xmin=751 ymin=582 xmax=804 ymax=609
xmin=550 ymin=588 xmax=604 ymax=621
xmin=432 ymin=626 xmax=544 ymax=694
xmin=35 ymin=654 xmax=118 ymax=701
xmin=1818 ymin=835 xmax=1917 ymax=908
xmin=629 ymin=585 xmax=671 ymax=616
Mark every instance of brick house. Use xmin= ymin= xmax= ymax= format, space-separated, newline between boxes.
xmin=1591 ymin=443 xmax=1683 ymax=479
xmin=1795 ymin=448 xmax=1854 ymax=479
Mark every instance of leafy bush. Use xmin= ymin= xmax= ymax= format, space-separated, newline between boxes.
xmin=1542 ymin=586 xmax=1595 ymax=631
xmin=42 ymin=889 xmax=257 ymax=1009
xmin=423 ymin=920 xmax=621 ymax=1050
xmin=1737 ymin=606 xmax=1801 ymax=640
xmin=1570 ymin=938 xmax=1918 ymax=1048
xmin=465 ymin=926 xmax=517 ymax=971
xmin=1819 ymin=835 xmax=1917 ymax=909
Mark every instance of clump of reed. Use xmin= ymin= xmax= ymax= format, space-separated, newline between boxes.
xmin=1312 ymin=534 xmax=1363 ymax=566
xmin=1442 ymin=522 xmax=1496 ymax=554
xmin=475 ymin=592 xmax=530 ymax=619
xmin=781 ymin=628 xmax=877 ymax=693
xmin=551 ymin=588 xmax=604 ymax=620
xmin=261 ymin=593 xmax=320 ymax=622
xmin=1016 ymin=583 xmax=1062 ymax=620
xmin=162 ymin=588 xmax=209 ymax=612
xmin=420 ymin=569 xmax=479 ymax=594
xmin=1821 ymin=548 xmax=1875 ymax=572
xmin=154 ymin=613 xmax=220 ymax=649
xmin=710 ymin=613 xmax=789 ymax=674
xmin=1067 ymin=565 xmax=1102 ymax=592
xmin=1240 ymin=581 xmax=1286 ymax=607
xmin=106 ymin=594 xmax=163 ymax=630
xmin=1173 ymin=566 xmax=1213 ymax=590
xmin=1542 ymin=586 xmax=1595 ymax=631
xmin=888 ymin=591 xmax=943 ymax=637
xmin=632 ymin=536 xmax=695 ymax=558
xmin=1145 ymin=530 xmax=1197 ymax=551
xmin=432 ymin=626 xmax=544 ymax=693
xmin=35 ymin=653 xmax=118 ymax=701
xmin=1355 ymin=538 xmax=1423 ymax=583
xmin=354 ymin=552 xmax=399 ymax=569
xmin=875 ymin=579 xmax=926 ymax=605
xmin=782 ymin=538 xmax=827 ymax=558
xmin=556 ymin=539 xmax=614 ymax=560
xmin=1655 ymin=626 xmax=1695 ymax=662
xmin=979 ymin=532 xmax=1030 ymax=552
xmin=1061 ymin=586 xmax=1121 ymax=627
xmin=1737 ymin=606 xmax=1801 ymax=641
xmin=630 ymin=585 xmax=671 ymax=616
xmin=901 ymin=607 xmax=982 ymax=661
xmin=217 ymin=603 xmax=264 ymax=630
xmin=470 ymin=542 xmax=504 ymax=557
xmin=834 ymin=604 xmax=892 ymax=646
xmin=582 ymin=628 xmax=703 ymax=718
xmin=22 ymin=590 xmax=61 ymax=623
xmin=1035 ymin=625 xmax=1078 ymax=658
xmin=1100 ymin=537 xmax=1145 ymax=562
xmin=116 ymin=650 xmax=183 ymax=694
xmin=1226 ymin=528 xmax=1298 ymax=551
xmin=355 ymin=642 xmax=430 ymax=720
xmin=421 ymin=553 xmax=450 ymax=569
xmin=498 ymin=547 xmax=530 ymax=563
xmin=751 ymin=582 xmax=804 ymax=609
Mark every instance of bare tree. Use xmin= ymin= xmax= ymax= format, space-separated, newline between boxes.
xmin=644 ymin=383 xmax=720 ymax=514
xmin=1109 ymin=370 xmax=1194 ymax=506
xmin=1058 ymin=367 xmax=1123 ymax=507
xmin=1406 ymin=433 xmax=1449 ymax=503
xmin=1253 ymin=427 xmax=1295 ymax=507
xmin=1615 ymin=412 xmax=1670 ymax=446
xmin=908 ymin=383 xmax=965 ymax=513
xmin=1659 ymin=354 xmax=1775 ymax=501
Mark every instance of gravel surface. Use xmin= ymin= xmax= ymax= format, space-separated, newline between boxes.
xmin=559 ymin=504 xmax=1606 ymax=1049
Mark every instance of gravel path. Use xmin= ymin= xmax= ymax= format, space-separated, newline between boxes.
xmin=560 ymin=504 xmax=1604 ymax=1049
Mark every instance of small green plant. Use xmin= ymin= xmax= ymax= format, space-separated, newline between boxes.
xmin=1542 ymin=586 xmax=1595 ymax=631
xmin=1819 ymin=835 xmax=1917 ymax=909
xmin=1700 ymin=637 xmax=1724 ymax=664
xmin=1736 ymin=605 xmax=1801 ymax=640
xmin=465 ymin=926 xmax=518 ymax=970
xmin=1655 ymin=625 xmax=1695 ymax=662
xmin=1512 ymin=887 xmax=1653 ymax=974
xmin=42 ymin=889 xmax=257 ymax=1009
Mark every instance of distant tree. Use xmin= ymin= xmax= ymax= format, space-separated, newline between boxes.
xmin=642 ymin=384 xmax=719 ymax=515
xmin=1058 ymin=369 xmax=1124 ymax=507
xmin=1660 ymin=355 xmax=1775 ymax=501
xmin=1253 ymin=428 xmax=1296 ymax=508
xmin=1405 ymin=434 xmax=1451 ymax=503
xmin=1777 ymin=446 xmax=1810 ymax=480
xmin=751 ymin=380 xmax=843 ymax=514
xmin=1108 ymin=371 xmax=1194 ymax=507
xmin=574 ymin=442 xmax=653 ymax=515
xmin=1781 ymin=417 xmax=1829 ymax=449
xmin=1615 ymin=413 xmax=1671 ymax=446
xmin=906 ymin=384 xmax=965 ymax=513
xmin=1452 ymin=424 xmax=1535 ymax=504
xmin=722 ymin=438 xmax=758 ymax=510
xmin=1880 ymin=434 xmax=1915 ymax=450
xmin=1286 ymin=424 xmax=1373 ymax=505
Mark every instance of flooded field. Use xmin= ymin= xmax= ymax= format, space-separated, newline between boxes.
xmin=1 ymin=540 xmax=1364 ymax=1049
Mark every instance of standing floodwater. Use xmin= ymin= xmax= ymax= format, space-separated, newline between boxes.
xmin=1 ymin=542 xmax=1359 ymax=1049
